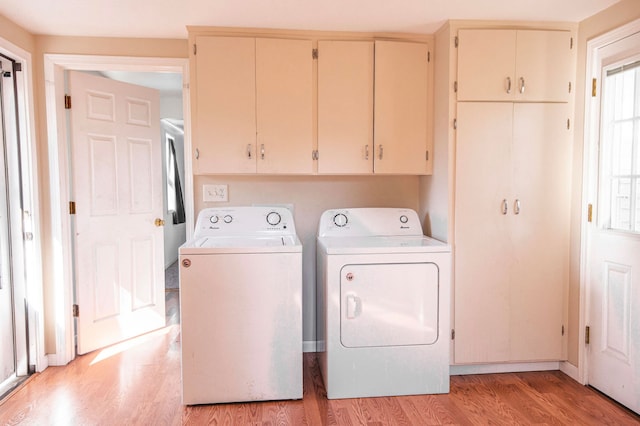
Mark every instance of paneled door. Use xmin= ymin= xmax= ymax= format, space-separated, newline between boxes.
xmin=586 ymin=31 xmax=640 ymax=414
xmin=69 ymin=71 xmax=165 ymax=355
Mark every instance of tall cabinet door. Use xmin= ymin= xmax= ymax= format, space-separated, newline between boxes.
xmin=454 ymin=102 xmax=514 ymax=364
xmin=510 ymin=103 xmax=570 ymax=361
xmin=193 ymin=36 xmax=256 ymax=174
xmin=374 ymin=40 xmax=429 ymax=174
xmin=256 ymin=38 xmax=314 ymax=174
xmin=317 ymin=40 xmax=374 ymax=174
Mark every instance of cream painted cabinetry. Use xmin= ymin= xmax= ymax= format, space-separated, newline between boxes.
xmin=317 ymin=40 xmax=374 ymax=174
xmin=317 ymin=40 xmax=431 ymax=174
xmin=454 ymin=102 xmax=571 ymax=363
xmin=457 ymin=29 xmax=573 ymax=102
xmin=192 ymin=36 xmax=313 ymax=174
xmin=374 ymin=40 xmax=430 ymax=174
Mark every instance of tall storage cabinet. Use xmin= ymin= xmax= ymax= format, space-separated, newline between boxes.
xmin=451 ymin=26 xmax=576 ymax=365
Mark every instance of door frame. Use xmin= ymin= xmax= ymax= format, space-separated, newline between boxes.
xmin=579 ymin=17 xmax=640 ymax=385
xmin=43 ymin=54 xmax=193 ymax=365
xmin=0 ymin=36 xmax=44 ymax=374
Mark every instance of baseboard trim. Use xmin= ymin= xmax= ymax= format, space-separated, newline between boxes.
xmin=560 ymin=361 xmax=581 ymax=383
xmin=450 ymin=361 xmax=561 ymax=376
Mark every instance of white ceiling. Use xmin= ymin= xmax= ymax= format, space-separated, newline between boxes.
xmin=0 ymin=0 xmax=621 ymax=39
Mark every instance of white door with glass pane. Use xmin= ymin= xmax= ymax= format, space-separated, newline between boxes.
xmin=586 ymin=31 xmax=640 ymax=415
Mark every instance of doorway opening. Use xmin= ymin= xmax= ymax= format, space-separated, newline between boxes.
xmin=43 ymin=55 xmax=192 ymax=365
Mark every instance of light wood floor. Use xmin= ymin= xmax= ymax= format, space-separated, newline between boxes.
xmin=1 ymin=292 xmax=638 ymax=425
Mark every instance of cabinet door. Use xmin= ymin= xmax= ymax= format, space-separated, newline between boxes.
xmin=374 ymin=40 xmax=429 ymax=174
xmin=193 ymin=36 xmax=256 ymax=173
xmin=317 ymin=40 xmax=374 ymax=174
xmin=457 ymin=29 xmax=517 ymax=102
xmin=510 ymin=103 xmax=570 ymax=361
xmin=454 ymin=102 xmax=513 ymax=364
xmin=515 ymin=31 xmax=573 ymax=102
xmin=256 ymin=38 xmax=313 ymax=174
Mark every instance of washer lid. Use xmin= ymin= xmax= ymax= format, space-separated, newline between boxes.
xmin=318 ymin=235 xmax=450 ymax=254
xmin=180 ymin=235 xmax=302 ymax=254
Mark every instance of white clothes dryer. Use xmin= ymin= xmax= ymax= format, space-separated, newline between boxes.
xmin=179 ymin=206 xmax=302 ymax=405
xmin=316 ymin=208 xmax=451 ymax=399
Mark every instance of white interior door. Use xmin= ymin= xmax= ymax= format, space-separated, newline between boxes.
xmin=69 ymin=71 xmax=165 ymax=355
xmin=587 ymin=32 xmax=640 ymax=414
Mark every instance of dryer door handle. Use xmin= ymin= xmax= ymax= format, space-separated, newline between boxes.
xmin=346 ymin=294 xmax=362 ymax=319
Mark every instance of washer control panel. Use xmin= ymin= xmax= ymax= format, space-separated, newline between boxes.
xmin=318 ymin=208 xmax=424 ymax=238
xmin=194 ymin=206 xmax=296 ymax=238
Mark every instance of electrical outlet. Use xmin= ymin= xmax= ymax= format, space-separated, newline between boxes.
xmin=203 ymin=184 xmax=228 ymax=202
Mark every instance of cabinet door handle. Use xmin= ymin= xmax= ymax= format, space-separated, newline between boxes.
xmin=506 ymin=77 xmax=512 ymax=94
xmin=365 ymin=144 xmax=369 ymax=160
xmin=247 ymin=144 xmax=252 ymax=159
xmin=260 ymin=144 xmax=265 ymax=160
xmin=514 ymin=199 xmax=521 ymax=215
xmin=501 ymin=199 xmax=508 ymax=215
xmin=519 ymin=77 xmax=525 ymax=94
xmin=379 ymin=144 xmax=383 ymax=160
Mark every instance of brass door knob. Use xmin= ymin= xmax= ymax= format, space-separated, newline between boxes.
xmin=155 ymin=218 xmax=165 ymax=227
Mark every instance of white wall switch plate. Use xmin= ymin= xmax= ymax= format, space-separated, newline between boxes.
xmin=203 ymin=184 xmax=228 ymax=202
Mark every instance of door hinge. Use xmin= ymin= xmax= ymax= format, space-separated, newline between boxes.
xmin=64 ymin=95 xmax=71 ymax=109
xmin=312 ymin=48 xmax=318 ymax=59
xmin=13 ymin=62 xmax=22 ymax=72
xmin=453 ymin=118 xmax=457 ymax=130
xmin=454 ymin=81 xmax=458 ymax=93
xmin=73 ymin=304 xmax=79 ymax=317
xmin=427 ymin=51 xmax=431 ymax=62
xmin=454 ymin=36 xmax=459 ymax=48
xmin=585 ymin=325 xmax=590 ymax=344
xmin=312 ymin=150 xmax=319 ymax=160
xmin=587 ymin=203 xmax=593 ymax=223
xmin=592 ymin=78 xmax=597 ymax=97
xmin=69 ymin=201 xmax=76 ymax=215
xmin=451 ymin=329 xmax=455 ymax=340
xmin=193 ymin=44 xmax=197 ymax=55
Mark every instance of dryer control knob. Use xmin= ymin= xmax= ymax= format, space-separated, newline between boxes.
xmin=399 ymin=215 xmax=409 ymax=224
xmin=209 ymin=215 xmax=219 ymax=224
xmin=223 ymin=215 xmax=233 ymax=223
xmin=266 ymin=211 xmax=282 ymax=226
xmin=333 ymin=213 xmax=348 ymax=227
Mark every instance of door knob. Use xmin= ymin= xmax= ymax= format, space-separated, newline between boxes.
xmin=155 ymin=218 xmax=165 ymax=227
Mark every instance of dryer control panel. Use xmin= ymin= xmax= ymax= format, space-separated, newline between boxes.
xmin=318 ymin=208 xmax=424 ymax=238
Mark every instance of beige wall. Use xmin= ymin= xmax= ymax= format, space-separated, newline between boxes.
xmin=0 ymin=13 xmax=35 ymax=52
xmin=194 ymin=175 xmax=421 ymax=343
xmin=567 ymin=0 xmax=640 ymax=366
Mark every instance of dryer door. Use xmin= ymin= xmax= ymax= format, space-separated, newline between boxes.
xmin=340 ymin=262 xmax=439 ymax=347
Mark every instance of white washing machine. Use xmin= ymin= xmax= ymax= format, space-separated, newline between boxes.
xmin=316 ymin=208 xmax=451 ymax=399
xmin=179 ymin=206 xmax=302 ymax=405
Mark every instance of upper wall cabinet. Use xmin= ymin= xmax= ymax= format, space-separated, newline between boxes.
xmin=317 ymin=40 xmax=374 ymax=174
xmin=456 ymin=29 xmax=573 ymax=102
xmin=192 ymin=36 xmax=313 ymax=174
xmin=374 ymin=40 xmax=431 ymax=174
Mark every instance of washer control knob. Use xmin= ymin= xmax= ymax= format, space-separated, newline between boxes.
xmin=209 ymin=215 xmax=219 ymax=224
xmin=399 ymin=215 xmax=409 ymax=224
xmin=223 ymin=215 xmax=233 ymax=224
xmin=333 ymin=213 xmax=348 ymax=227
xmin=266 ymin=211 xmax=282 ymax=226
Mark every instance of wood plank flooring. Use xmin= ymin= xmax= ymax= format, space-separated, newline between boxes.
xmin=1 ymin=293 xmax=638 ymax=425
